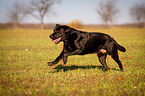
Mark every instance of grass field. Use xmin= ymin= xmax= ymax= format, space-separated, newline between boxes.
xmin=0 ymin=28 xmax=145 ymax=96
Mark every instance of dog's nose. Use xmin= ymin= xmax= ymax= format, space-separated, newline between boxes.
xmin=50 ymin=35 xmax=53 ymax=39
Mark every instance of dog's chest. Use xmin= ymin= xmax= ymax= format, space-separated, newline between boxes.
xmin=64 ymin=41 xmax=76 ymax=51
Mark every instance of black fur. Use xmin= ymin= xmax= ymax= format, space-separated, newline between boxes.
xmin=48 ymin=24 xmax=126 ymax=71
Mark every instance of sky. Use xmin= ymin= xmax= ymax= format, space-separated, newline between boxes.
xmin=0 ymin=0 xmax=145 ymax=25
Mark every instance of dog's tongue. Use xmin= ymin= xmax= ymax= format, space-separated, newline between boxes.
xmin=52 ymin=37 xmax=61 ymax=43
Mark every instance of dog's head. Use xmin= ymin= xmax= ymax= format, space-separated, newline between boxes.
xmin=49 ymin=24 xmax=71 ymax=44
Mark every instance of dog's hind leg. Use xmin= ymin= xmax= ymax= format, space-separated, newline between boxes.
xmin=111 ymin=51 xmax=123 ymax=71
xmin=97 ymin=53 xmax=109 ymax=71
xmin=109 ymin=43 xmax=123 ymax=71
xmin=63 ymin=56 xmax=68 ymax=64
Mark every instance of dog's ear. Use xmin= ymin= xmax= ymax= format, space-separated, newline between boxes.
xmin=64 ymin=26 xmax=71 ymax=32
xmin=56 ymin=24 xmax=60 ymax=27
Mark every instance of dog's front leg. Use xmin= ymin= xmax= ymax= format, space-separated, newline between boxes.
xmin=48 ymin=51 xmax=64 ymax=66
xmin=63 ymin=56 xmax=67 ymax=64
xmin=64 ymin=49 xmax=80 ymax=57
xmin=63 ymin=50 xmax=80 ymax=64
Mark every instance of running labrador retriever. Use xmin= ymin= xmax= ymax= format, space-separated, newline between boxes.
xmin=48 ymin=24 xmax=126 ymax=71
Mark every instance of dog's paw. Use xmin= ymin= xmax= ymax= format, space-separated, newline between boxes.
xmin=47 ymin=62 xmax=55 ymax=66
xmin=120 ymin=69 xmax=124 ymax=72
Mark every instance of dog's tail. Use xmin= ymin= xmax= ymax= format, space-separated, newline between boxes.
xmin=117 ymin=44 xmax=126 ymax=52
xmin=112 ymin=38 xmax=126 ymax=52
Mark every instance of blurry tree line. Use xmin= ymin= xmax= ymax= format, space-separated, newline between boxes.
xmin=5 ymin=0 xmax=145 ymax=29
xmin=6 ymin=0 xmax=60 ymax=29
xmin=96 ymin=0 xmax=145 ymax=28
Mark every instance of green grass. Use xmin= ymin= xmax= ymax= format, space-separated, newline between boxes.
xmin=0 ymin=28 xmax=145 ymax=96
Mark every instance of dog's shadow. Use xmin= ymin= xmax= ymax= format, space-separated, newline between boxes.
xmin=50 ymin=65 xmax=120 ymax=73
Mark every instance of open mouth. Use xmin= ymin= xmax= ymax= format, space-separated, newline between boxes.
xmin=52 ymin=37 xmax=61 ymax=44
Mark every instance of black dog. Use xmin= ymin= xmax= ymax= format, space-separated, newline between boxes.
xmin=48 ymin=24 xmax=126 ymax=71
